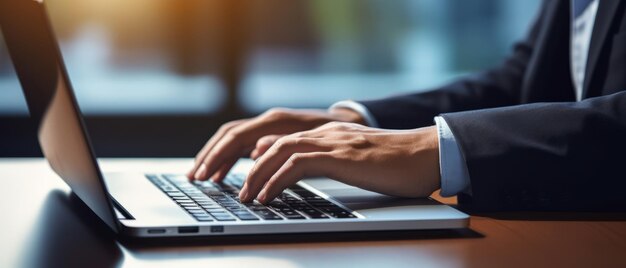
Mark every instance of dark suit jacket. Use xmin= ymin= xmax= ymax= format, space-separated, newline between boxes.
xmin=360 ymin=0 xmax=626 ymax=212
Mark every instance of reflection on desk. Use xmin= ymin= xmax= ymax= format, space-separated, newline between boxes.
xmin=21 ymin=191 xmax=123 ymax=268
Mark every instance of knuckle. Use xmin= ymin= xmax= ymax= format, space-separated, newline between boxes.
xmin=335 ymin=122 xmax=351 ymax=130
xmin=286 ymin=136 xmax=303 ymax=145
xmin=222 ymin=121 xmax=236 ymax=129
xmin=225 ymin=128 xmax=242 ymax=140
xmin=325 ymin=121 xmax=340 ymax=127
xmin=287 ymin=153 xmax=306 ymax=166
xmin=272 ymin=137 xmax=286 ymax=149
xmin=323 ymin=121 xmax=345 ymax=130
xmin=272 ymin=142 xmax=287 ymax=154
xmin=275 ymin=137 xmax=303 ymax=152
xmin=264 ymin=107 xmax=288 ymax=119
xmin=201 ymin=155 xmax=212 ymax=165
xmin=219 ymin=121 xmax=238 ymax=132
xmin=289 ymin=131 xmax=309 ymax=139
xmin=256 ymin=136 xmax=272 ymax=147
xmin=264 ymin=179 xmax=279 ymax=191
xmin=273 ymin=137 xmax=289 ymax=148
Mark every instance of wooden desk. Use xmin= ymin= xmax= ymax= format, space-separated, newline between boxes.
xmin=1 ymin=158 xmax=625 ymax=268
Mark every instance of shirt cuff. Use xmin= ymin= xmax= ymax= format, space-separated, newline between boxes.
xmin=329 ymin=100 xmax=379 ymax=128
xmin=434 ymin=116 xmax=471 ymax=197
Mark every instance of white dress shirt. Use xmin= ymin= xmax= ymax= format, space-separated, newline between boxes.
xmin=571 ymin=0 xmax=599 ymax=101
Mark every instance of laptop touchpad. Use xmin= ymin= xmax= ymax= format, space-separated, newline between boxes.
xmin=300 ymin=178 xmax=449 ymax=220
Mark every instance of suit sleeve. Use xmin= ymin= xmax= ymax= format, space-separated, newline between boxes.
xmin=359 ymin=1 xmax=550 ymax=130
xmin=443 ymin=91 xmax=626 ymax=212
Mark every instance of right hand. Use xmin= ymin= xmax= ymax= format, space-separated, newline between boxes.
xmin=187 ymin=107 xmax=366 ymax=182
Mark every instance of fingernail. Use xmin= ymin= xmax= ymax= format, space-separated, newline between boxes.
xmin=238 ymin=182 xmax=247 ymax=199
xmin=210 ymin=170 xmax=220 ymax=182
xmin=239 ymin=189 xmax=248 ymax=202
xmin=258 ymin=191 xmax=267 ymax=203
xmin=194 ymin=163 xmax=207 ymax=180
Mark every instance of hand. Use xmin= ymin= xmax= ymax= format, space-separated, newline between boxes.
xmin=239 ymin=122 xmax=441 ymax=204
xmin=187 ymin=107 xmax=366 ymax=182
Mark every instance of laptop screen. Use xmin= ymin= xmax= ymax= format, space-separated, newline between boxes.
xmin=0 ymin=0 xmax=119 ymax=232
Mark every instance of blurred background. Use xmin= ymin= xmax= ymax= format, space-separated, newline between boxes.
xmin=0 ymin=0 xmax=540 ymax=157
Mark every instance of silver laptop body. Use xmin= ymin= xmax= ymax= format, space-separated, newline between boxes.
xmin=0 ymin=0 xmax=468 ymax=238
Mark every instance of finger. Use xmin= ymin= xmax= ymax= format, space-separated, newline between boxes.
xmin=210 ymin=158 xmax=239 ymax=183
xmin=239 ymin=137 xmax=329 ymax=202
xmin=194 ymin=132 xmax=244 ymax=181
xmin=194 ymin=118 xmax=269 ymax=181
xmin=195 ymin=115 xmax=298 ymax=181
xmin=257 ymin=152 xmax=333 ymax=203
xmin=251 ymin=134 xmax=283 ymax=159
xmin=250 ymin=148 xmax=260 ymax=160
xmin=187 ymin=120 xmax=247 ymax=180
xmin=194 ymin=121 xmax=242 ymax=164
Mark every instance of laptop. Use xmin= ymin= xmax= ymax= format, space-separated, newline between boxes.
xmin=0 ymin=0 xmax=468 ymax=237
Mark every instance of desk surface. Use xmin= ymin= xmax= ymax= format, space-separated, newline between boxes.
xmin=1 ymin=158 xmax=625 ymax=268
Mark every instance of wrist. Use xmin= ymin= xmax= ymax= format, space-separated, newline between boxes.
xmin=410 ymin=126 xmax=441 ymax=196
xmin=328 ymin=107 xmax=367 ymax=125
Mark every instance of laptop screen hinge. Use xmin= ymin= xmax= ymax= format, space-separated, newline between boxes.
xmin=110 ymin=196 xmax=135 ymax=220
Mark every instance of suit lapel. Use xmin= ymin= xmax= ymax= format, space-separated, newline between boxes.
xmin=522 ymin=0 xmax=575 ymax=102
xmin=582 ymin=0 xmax=621 ymax=99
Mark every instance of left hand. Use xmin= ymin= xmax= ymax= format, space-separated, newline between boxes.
xmin=239 ymin=122 xmax=441 ymax=204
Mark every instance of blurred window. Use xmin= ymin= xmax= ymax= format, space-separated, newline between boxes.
xmin=0 ymin=0 xmax=541 ymax=115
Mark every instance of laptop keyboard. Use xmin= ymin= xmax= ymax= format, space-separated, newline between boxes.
xmin=147 ymin=173 xmax=357 ymax=222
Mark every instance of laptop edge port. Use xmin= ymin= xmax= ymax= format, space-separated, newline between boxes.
xmin=147 ymin=229 xmax=166 ymax=234
xmin=210 ymin=226 xmax=224 ymax=233
xmin=178 ymin=226 xmax=199 ymax=234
